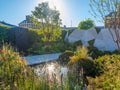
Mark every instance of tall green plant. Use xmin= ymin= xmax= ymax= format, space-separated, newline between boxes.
xmin=0 ymin=44 xmax=41 ymax=90
xmin=70 ymin=46 xmax=88 ymax=63
xmin=32 ymin=2 xmax=62 ymax=43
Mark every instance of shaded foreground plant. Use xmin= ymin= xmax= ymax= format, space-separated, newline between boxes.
xmin=68 ymin=46 xmax=96 ymax=89
xmin=0 ymin=44 xmax=40 ymax=90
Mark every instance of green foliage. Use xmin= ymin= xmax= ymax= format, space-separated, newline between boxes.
xmin=78 ymin=19 xmax=95 ymax=30
xmin=27 ymin=2 xmax=63 ymax=55
xmin=94 ymin=54 xmax=120 ymax=75
xmin=0 ymin=44 xmax=41 ymax=90
xmin=27 ymin=28 xmax=63 ymax=54
xmin=95 ymin=27 xmax=101 ymax=34
xmin=88 ymin=54 xmax=120 ymax=89
xmin=0 ymin=26 xmax=16 ymax=48
xmin=73 ymin=40 xmax=83 ymax=48
xmin=28 ymin=41 xmax=74 ymax=55
xmin=69 ymin=46 xmax=97 ymax=77
xmin=78 ymin=58 xmax=97 ymax=77
xmin=0 ymin=26 xmax=10 ymax=45
xmin=32 ymin=2 xmax=61 ymax=27
xmin=26 ymin=26 xmax=76 ymax=55
xmin=38 ymin=27 xmax=62 ymax=42
xmin=74 ymin=46 xmax=89 ymax=60
xmin=57 ymin=51 xmax=74 ymax=66
xmin=0 ymin=25 xmax=10 ymax=28
xmin=69 ymin=57 xmax=97 ymax=78
xmin=68 ymin=29 xmax=74 ymax=36
xmin=88 ymin=39 xmax=95 ymax=46
xmin=88 ymin=46 xmax=104 ymax=59
xmin=28 ymin=28 xmax=43 ymax=44
xmin=88 ymin=45 xmax=120 ymax=59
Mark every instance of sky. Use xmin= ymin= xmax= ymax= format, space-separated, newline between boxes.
xmin=0 ymin=0 xmax=103 ymax=27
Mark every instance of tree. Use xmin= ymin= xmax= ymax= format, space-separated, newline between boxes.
xmin=90 ymin=0 xmax=120 ymax=51
xmin=32 ymin=2 xmax=61 ymax=28
xmin=78 ymin=19 xmax=95 ymax=30
xmin=31 ymin=2 xmax=62 ymax=42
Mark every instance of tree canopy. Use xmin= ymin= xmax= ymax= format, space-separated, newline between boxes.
xmin=32 ymin=2 xmax=61 ymax=28
xmin=90 ymin=0 xmax=120 ymax=51
xmin=31 ymin=2 xmax=62 ymax=43
xmin=78 ymin=19 xmax=95 ymax=30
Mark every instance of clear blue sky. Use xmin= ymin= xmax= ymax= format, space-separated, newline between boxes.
xmin=0 ymin=0 xmax=103 ymax=27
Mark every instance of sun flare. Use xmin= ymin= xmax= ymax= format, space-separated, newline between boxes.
xmin=36 ymin=0 xmax=69 ymax=26
xmin=37 ymin=0 xmax=65 ymax=11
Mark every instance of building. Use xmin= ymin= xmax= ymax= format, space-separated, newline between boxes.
xmin=19 ymin=15 xmax=40 ymax=29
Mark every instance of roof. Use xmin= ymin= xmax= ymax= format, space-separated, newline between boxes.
xmin=19 ymin=15 xmax=32 ymax=25
xmin=0 ymin=21 xmax=17 ymax=27
xmin=23 ymin=53 xmax=61 ymax=65
xmin=19 ymin=20 xmax=32 ymax=25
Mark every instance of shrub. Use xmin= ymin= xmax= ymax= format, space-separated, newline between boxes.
xmin=26 ymin=28 xmax=65 ymax=55
xmin=69 ymin=58 xmax=97 ymax=78
xmin=0 ymin=44 xmax=40 ymax=90
xmin=88 ymin=39 xmax=95 ymax=46
xmin=88 ymin=46 xmax=104 ymax=59
xmin=73 ymin=40 xmax=83 ymax=49
xmin=69 ymin=46 xmax=97 ymax=77
xmin=57 ymin=51 xmax=74 ymax=66
xmin=78 ymin=19 xmax=95 ymax=30
xmin=0 ymin=26 xmax=10 ymax=46
xmin=95 ymin=27 xmax=101 ymax=34
xmin=88 ymin=54 xmax=120 ymax=89
xmin=27 ymin=41 xmax=74 ymax=55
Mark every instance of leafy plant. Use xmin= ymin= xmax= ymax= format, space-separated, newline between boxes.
xmin=57 ymin=50 xmax=74 ymax=66
xmin=69 ymin=46 xmax=97 ymax=77
xmin=88 ymin=46 xmax=104 ymax=59
xmin=88 ymin=54 xmax=120 ymax=89
xmin=0 ymin=44 xmax=41 ymax=90
xmin=78 ymin=19 xmax=95 ymax=30
xmin=67 ymin=46 xmax=97 ymax=90
xmin=0 ymin=26 xmax=10 ymax=46
xmin=69 ymin=46 xmax=89 ymax=63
